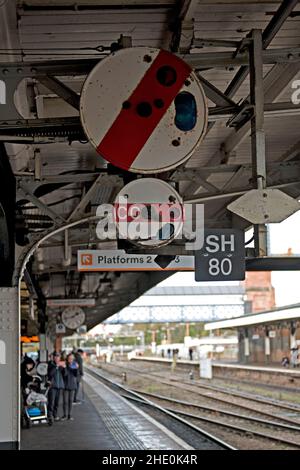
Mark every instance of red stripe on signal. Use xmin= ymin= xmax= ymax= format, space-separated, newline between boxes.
xmin=97 ymin=50 xmax=191 ymax=171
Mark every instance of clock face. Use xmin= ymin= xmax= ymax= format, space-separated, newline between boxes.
xmin=61 ymin=306 xmax=86 ymax=330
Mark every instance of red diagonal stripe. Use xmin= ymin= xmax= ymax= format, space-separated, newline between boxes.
xmin=97 ymin=49 xmax=191 ymax=171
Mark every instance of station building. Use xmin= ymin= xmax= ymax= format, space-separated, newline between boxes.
xmin=205 ymin=304 xmax=300 ymax=365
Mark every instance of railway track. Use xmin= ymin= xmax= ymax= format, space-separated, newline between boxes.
xmin=124 ymin=361 xmax=300 ymax=411
xmin=85 ymin=365 xmax=235 ymax=450
xmin=98 ymin=361 xmax=300 ymax=426
xmin=86 ymin=364 xmax=300 ymax=450
xmin=131 ymin=389 xmax=300 ymax=433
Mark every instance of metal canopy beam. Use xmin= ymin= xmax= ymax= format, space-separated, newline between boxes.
xmin=262 ymin=0 xmax=299 ymax=48
xmin=19 ymin=0 xmax=175 ymax=6
xmin=197 ymin=74 xmax=238 ymax=108
xmin=214 ymin=63 xmax=300 ymax=163
xmin=280 ymin=140 xmax=300 ymax=161
xmin=246 ymin=257 xmax=300 ymax=271
xmin=50 ymin=257 xmax=300 ymax=273
xmin=2 ymin=99 xmax=300 ymax=142
xmin=37 ymin=76 xmax=80 ymax=111
xmin=67 ymin=174 xmax=121 ymax=222
xmin=1 ymin=47 xmax=300 ymax=80
xmin=18 ymin=183 xmax=66 ymax=226
xmin=171 ymin=0 xmax=198 ymax=53
xmin=184 ymin=181 xmax=300 ymax=204
xmin=225 ymin=0 xmax=298 ymax=98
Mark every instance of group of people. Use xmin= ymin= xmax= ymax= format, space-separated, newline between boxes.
xmin=47 ymin=349 xmax=84 ymax=424
xmin=21 ymin=349 xmax=84 ymax=424
xmin=161 ymin=348 xmax=180 ymax=359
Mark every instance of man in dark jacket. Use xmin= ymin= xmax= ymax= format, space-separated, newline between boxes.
xmin=62 ymin=353 xmax=78 ymax=420
xmin=74 ymin=349 xmax=84 ymax=404
xmin=47 ymin=352 xmax=65 ymax=424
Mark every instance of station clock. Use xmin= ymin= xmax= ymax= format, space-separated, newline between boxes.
xmin=61 ymin=306 xmax=86 ymax=330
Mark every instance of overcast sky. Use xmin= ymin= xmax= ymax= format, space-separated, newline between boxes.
xmin=269 ymin=210 xmax=300 ymax=306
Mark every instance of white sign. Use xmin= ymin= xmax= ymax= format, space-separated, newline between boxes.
xmin=227 ymin=189 xmax=300 ymax=224
xmin=47 ymin=298 xmax=96 ymax=307
xmin=56 ymin=323 xmax=66 ymax=334
xmin=78 ymin=249 xmax=194 ymax=272
xmin=265 ymin=337 xmax=271 ymax=355
xmin=200 ymin=358 xmax=212 ymax=379
xmin=0 ymin=339 xmax=6 ymax=365
xmin=269 ymin=331 xmax=276 ymax=338
xmin=195 ymin=229 xmax=245 ymax=281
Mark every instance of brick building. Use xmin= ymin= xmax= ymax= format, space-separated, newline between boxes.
xmin=244 ymin=271 xmax=276 ymax=313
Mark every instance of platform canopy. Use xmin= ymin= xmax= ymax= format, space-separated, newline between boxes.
xmin=204 ymin=303 xmax=300 ymax=330
xmin=1 ymin=0 xmax=300 ymax=334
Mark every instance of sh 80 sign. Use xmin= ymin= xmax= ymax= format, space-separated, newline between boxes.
xmin=195 ymin=229 xmax=245 ymax=281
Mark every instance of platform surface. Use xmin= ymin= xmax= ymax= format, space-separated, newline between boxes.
xmin=21 ymin=372 xmax=188 ymax=450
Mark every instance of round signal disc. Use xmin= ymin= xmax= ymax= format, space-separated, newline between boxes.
xmin=115 ymin=178 xmax=184 ymax=247
xmin=80 ymin=47 xmax=207 ymax=174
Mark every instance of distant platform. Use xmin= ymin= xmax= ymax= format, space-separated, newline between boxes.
xmin=130 ymin=356 xmax=300 ymax=389
xmin=131 ymin=356 xmax=300 ymax=375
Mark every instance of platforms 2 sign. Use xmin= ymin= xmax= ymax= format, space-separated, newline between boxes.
xmin=195 ymin=229 xmax=245 ymax=282
xmin=78 ymin=250 xmax=194 ymax=272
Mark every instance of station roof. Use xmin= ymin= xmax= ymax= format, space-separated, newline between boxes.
xmin=1 ymin=0 xmax=300 ymax=336
xmin=204 ymin=303 xmax=300 ymax=330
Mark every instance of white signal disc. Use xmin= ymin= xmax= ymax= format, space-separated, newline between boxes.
xmin=115 ymin=178 xmax=183 ymax=247
xmin=80 ymin=47 xmax=207 ymax=174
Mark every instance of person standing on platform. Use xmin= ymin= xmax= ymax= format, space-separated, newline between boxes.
xmin=62 ymin=353 xmax=78 ymax=421
xmin=74 ymin=348 xmax=84 ymax=404
xmin=47 ymin=352 xmax=65 ymax=424
xmin=291 ymin=347 xmax=299 ymax=368
xmin=171 ymin=349 xmax=178 ymax=372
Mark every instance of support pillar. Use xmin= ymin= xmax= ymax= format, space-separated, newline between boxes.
xmin=265 ymin=328 xmax=271 ymax=364
xmin=167 ymin=329 xmax=171 ymax=344
xmin=290 ymin=322 xmax=297 ymax=349
xmin=0 ymin=287 xmax=19 ymax=449
xmin=244 ymin=328 xmax=250 ymax=364
xmin=55 ymin=335 xmax=63 ymax=353
xmin=39 ymin=334 xmax=48 ymax=363
xmin=249 ymin=30 xmax=268 ymax=257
